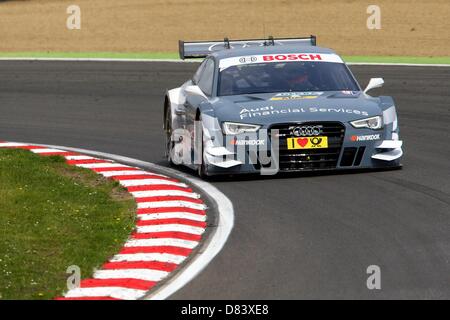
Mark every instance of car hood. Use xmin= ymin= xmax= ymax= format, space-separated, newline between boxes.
xmin=211 ymin=91 xmax=382 ymax=125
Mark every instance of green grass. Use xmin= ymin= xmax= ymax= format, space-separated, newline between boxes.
xmin=343 ymin=56 xmax=450 ymax=65
xmin=0 ymin=51 xmax=179 ymax=60
xmin=0 ymin=51 xmax=449 ymax=64
xmin=0 ymin=149 xmax=136 ymax=300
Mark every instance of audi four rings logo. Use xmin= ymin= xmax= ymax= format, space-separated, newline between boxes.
xmin=292 ymin=126 xmax=322 ymax=136
xmin=239 ymin=56 xmax=257 ymax=63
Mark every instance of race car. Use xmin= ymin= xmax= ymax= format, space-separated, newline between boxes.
xmin=163 ymin=36 xmax=403 ymax=177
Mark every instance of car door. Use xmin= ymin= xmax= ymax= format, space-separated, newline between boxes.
xmin=184 ymin=58 xmax=215 ymax=153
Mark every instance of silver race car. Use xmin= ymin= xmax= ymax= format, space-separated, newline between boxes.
xmin=164 ymin=36 xmax=403 ymax=177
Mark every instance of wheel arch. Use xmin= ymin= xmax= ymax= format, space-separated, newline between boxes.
xmin=163 ymin=94 xmax=169 ymax=130
xmin=195 ymin=108 xmax=202 ymax=121
xmin=164 ymin=87 xmax=184 ymax=132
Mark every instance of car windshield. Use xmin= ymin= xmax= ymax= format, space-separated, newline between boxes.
xmin=218 ymin=61 xmax=360 ymax=96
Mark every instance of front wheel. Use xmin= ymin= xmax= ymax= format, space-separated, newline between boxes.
xmin=164 ymin=106 xmax=174 ymax=166
xmin=197 ymin=114 xmax=208 ymax=178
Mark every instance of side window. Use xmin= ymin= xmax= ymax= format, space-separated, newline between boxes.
xmin=192 ymin=60 xmax=206 ymax=85
xmin=197 ymin=59 xmax=215 ymax=96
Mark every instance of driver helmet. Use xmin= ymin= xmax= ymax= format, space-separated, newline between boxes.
xmin=284 ymin=62 xmax=309 ymax=84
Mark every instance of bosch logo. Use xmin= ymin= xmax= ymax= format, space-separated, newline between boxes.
xmin=239 ymin=56 xmax=257 ymax=63
xmin=263 ymin=54 xmax=323 ymax=61
xmin=292 ymin=125 xmax=322 ymax=137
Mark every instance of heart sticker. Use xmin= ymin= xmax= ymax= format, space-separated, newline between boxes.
xmin=296 ymin=138 xmax=308 ymax=148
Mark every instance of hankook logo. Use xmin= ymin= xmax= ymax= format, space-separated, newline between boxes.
xmin=292 ymin=125 xmax=322 ymax=137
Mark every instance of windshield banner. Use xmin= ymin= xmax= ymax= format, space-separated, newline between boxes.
xmin=219 ymin=53 xmax=344 ymax=71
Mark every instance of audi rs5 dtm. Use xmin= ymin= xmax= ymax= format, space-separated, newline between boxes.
xmin=163 ymin=36 xmax=403 ymax=177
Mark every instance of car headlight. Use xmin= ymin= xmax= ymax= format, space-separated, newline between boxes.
xmin=222 ymin=122 xmax=261 ymax=135
xmin=350 ymin=116 xmax=383 ymax=130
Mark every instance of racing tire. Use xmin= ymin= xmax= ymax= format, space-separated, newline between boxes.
xmin=197 ymin=114 xmax=209 ymax=179
xmin=164 ymin=106 xmax=175 ymax=166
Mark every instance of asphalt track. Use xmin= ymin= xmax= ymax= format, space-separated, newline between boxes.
xmin=0 ymin=61 xmax=449 ymax=299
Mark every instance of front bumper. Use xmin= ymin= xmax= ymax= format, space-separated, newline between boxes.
xmin=203 ymin=121 xmax=403 ymax=176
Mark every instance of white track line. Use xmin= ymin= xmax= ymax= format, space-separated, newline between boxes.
xmin=132 ymin=190 xmax=200 ymax=199
xmin=99 ymin=170 xmax=164 ymax=177
xmin=0 ymin=142 xmax=28 ymax=147
xmin=76 ymin=163 xmax=126 ymax=169
xmin=124 ymin=238 xmax=199 ymax=249
xmin=94 ymin=269 xmax=169 ymax=282
xmin=119 ymin=179 xmax=187 ymax=188
xmin=136 ymin=224 xmax=205 ymax=235
xmin=28 ymin=143 xmax=235 ymax=300
xmin=138 ymin=212 xmax=206 ymax=222
xmin=30 ymin=148 xmax=65 ymax=153
xmin=64 ymin=155 xmax=97 ymax=160
xmin=137 ymin=201 xmax=206 ymax=210
xmin=65 ymin=287 xmax=146 ymax=300
xmin=110 ymin=253 xmax=186 ymax=264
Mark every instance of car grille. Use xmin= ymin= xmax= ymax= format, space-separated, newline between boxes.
xmin=268 ymin=122 xmax=345 ymax=171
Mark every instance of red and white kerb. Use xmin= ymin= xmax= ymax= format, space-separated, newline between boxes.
xmin=0 ymin=142 xmax=208 ymax=300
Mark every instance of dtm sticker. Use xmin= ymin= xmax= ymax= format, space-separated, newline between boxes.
xmin=351 ymin=134 xmax=381 ymax=141
xmin=219 ymin=53 xmax=344 ymax=71
xmin=287 ymin=136 xmax=328 ymax=149
xmin=270 ymin=92 xmax=324 ymax=101
xmin=239 ymin=106 xmax=369 ymax=119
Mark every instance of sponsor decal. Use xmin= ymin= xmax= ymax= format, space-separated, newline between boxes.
xmin=287 ymin=136 xmax=328 ymax=149
xmin=231 ymin=138 xmax=265 ymax=146
xmin=219 ymin=53 xmax=344 ymax=71
xmin=270 ymin=92 xmax=323 ymax=101
xmin=239 ymin=105 xmax=369 ymax=119
xmin=341 ymin=90 xmax=359 ymax=95
xmin=292 ymin=125 xmax=322 ymax=136
xmin=351 ymin=134 xmax=381 ymax=142
xmin=263 ymin=54 xmax=323 ymax=61
xmin=239 ymin=56 xmax=257 ymax=63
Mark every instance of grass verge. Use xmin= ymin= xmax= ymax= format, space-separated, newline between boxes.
xmin=0 ymin=51 xmax=180 ymax=60
xmin=0 ymin=52 xmax=449 ymax=65
xmin=343 ymin=56 xmax=450 ymax=65
xmin=0 ymin=149 xmax=135 ymax=300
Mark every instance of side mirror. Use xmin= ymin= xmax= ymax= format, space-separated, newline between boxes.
xmin=364 ymin=78 xmax=384 ymax=94
xmin=185 ymin=85 xmax=206 ymax=97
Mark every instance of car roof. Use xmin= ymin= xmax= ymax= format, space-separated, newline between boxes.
xmin=210 ymin=45 xmax=337 ymax=60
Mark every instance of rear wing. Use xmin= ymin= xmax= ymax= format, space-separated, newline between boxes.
xmin=178 ymin=35 xmax=317 ymax=60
